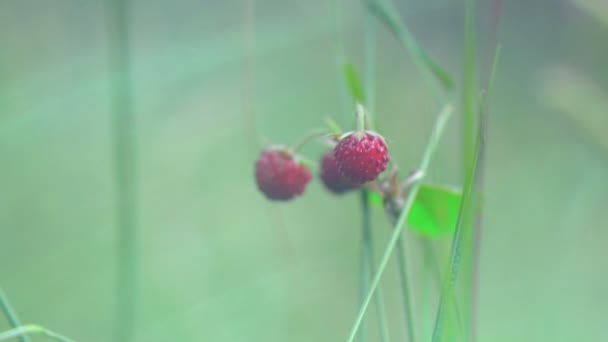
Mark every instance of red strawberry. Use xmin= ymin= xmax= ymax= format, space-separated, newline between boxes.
xmin=333 ymin=132 xmax=389 ymax=184
xmin=319 ymin=152 xmax=358 ymax=194
xmin=255 ymin=149 xmax=311 ymax=201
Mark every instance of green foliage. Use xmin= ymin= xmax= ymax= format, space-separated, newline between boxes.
xmin=407 ymin=184 xmax=461 ymax=238
xmin=343 ymin=62 xmax=366 ymax=105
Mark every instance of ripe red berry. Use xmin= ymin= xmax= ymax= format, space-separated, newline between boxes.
xmin=319 ymin=152 xmax=359 ymax=194
xmin=333 ymin=132 xmax=389 ymax=184
xmin=255 ymin=149 xmax=312 ymax=201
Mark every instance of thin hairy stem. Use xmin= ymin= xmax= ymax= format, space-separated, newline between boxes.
xmin=361 ymin=191 xmax=391 ymax=342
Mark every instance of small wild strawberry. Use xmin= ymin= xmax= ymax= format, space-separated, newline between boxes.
xmin=319 ymin=152 xmax=359 ymax=194
xmin=255 ymin=148 xmax=311 ymax=201
xmin=333 ymin=132 xmax=389 ymax=184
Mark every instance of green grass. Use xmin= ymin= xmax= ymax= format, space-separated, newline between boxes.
xmin=0 ymin=288 xmax=29 ymax=342
xmin=106 ymin=1 xmax=138 ymax=341
xmin=0 ymin=325 xmax=75 ymax=342
xmin=1 ymin=1 xmax=607 ymax=341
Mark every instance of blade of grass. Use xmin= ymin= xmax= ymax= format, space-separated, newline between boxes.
xmin=358 ymin=211 xmax=370 ymax=342
xmin=431 ymin=123 xmax=481 ymax=342
xmin=393 ymin=227 xmax=416 ymax=342
xmin=365 ymin=0 xmax=454 ymax=104
xmin=435 ymin=0 xmax=478 ymax=339
xmin=470 ymin=43 xmax=501 ymax=342
xmin=385 ymin=207 xmax=416 ymax=342
xmin=0 ymin=325 xmax=75 ymax=342
xmin=0 ymin=288 xmax=29 ymax=342
xmin=431 ymin=22 xmax=489 ymax=334
xmin=462 ymin=0 xmax=477 ymax=179
xmin=361 ymin=191 xmax=391 ymax=342
xmin=346 ymin=104 xmax=453 ymax=342
xmin=105 ymin=1 xmax=137 ymax=341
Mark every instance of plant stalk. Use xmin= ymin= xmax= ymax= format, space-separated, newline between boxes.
xmin=0 ymin=287 xmax=29 ymax=342
xmin=106 ymin=1 xmax=137 ymax=341
xmin=385 ymin=216 xmax=416 ymax=342
xmin=0 ymin=325 xmax=75 ymax=342
xmin=361 ymin=191 xmax=391 ymax=342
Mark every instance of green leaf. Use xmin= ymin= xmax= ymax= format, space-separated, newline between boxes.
xmin=368 ymin=191 xmax=383 ymax=208
xmin=407 ymin=183 xmax=461 ymax=237
xmin=342 ymin=62 xmax=365 ymax=104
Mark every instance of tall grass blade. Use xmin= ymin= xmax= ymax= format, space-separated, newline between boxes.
xmin=105 ymin=1 xmax=138 ymax=341
xmin=361 ymin=191 xmax=391 ymax=342
xmin=460 ymin=0 xmax=477 ymax=339
xmin=394 ymin=232 xmax=416 ymax=342
xmin=431 ymin=122 xmax=481 ymax=342
xmin=470 ymin=43 xmax=501 ymax=342
xmin=358 ymin=214 xmax=370 ymax=342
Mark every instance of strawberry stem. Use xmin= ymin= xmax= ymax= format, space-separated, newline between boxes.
xmin=355 ymin=103 xmax=367 ymax=133
xmin=291 ymin=128 xmax=330 ymax=153
xmin=325 ymin=117 xmax=343 ymax=135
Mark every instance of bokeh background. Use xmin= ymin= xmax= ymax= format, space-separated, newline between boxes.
xmin=1 ymin=0 xmax=607 ymax=341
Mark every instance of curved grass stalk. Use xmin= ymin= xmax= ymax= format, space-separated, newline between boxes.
xmin=105 ymin=1 xmax=138 ymax=341
xmin=0 ymin=325 xmax=75 ymax=342
xmin=0 ymin=287 xmax=29 ymax=342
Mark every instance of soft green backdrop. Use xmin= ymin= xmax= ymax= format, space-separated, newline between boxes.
xmin=1 ymin=0 xmax=607 ymax=341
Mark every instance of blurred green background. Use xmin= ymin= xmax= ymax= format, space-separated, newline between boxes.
xmin=1 ymin=0 xmax=607 ymax=341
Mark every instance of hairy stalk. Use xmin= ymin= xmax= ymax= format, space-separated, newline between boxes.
xmin=384 ymin=213 xmax=416 ymax=342
xmin=291 ymin=129 xmax=331 ymax=152
xmin=106 ymin=1 xmax=137 ymax=341
xmin=393 ymin=226 xmax=416 ymax=342
xmin=0 ymin=325 xmax=75 ymax=342
xmin=361 ymin=191 xmax=391 ymax=342
xmin=0 ymin=288 xmax=29 ymax=342
xmin=358 ymin=214 xmax=370 ymax=342
xmin=346 ymin=104 xmax=452 ymax=342
xmin=419 ymin=239 xmax=432 ymax=341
